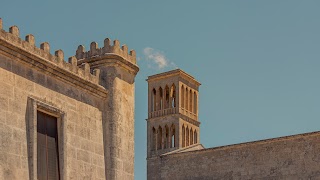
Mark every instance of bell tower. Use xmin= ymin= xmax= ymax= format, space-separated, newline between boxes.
xmin=146 ymin=69 xmax=201 ymax=158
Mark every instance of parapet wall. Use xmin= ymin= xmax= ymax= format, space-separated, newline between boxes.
xmin=0 ymin=18 xmax=100 ymax=85
xmin=148 ymin=131 xmax=320 ymax=179
xmin=75 ymin=39 xmax=136 ymax=64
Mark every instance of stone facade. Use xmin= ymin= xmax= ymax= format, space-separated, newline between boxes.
xmin=146 ymin=70 xmax=201 ymax=158
xmin=148 ymin=131 xmax=320 ymax=180
xmin=0 ymin=18 xmax=138 ymax=180
xmin=147 ymin=70 xmax=320 ymax=180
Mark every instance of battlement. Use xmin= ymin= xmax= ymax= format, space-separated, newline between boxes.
xmin=75 ymin=38 xmax=136 ymax=64
xmin=0 ymin=18 xmax=100 ymax=85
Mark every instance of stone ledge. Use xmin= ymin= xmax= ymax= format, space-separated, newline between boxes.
xmin=146 ymin=113 xmax=200 ymax=126
xmin=161 ymin=130 xmax=320 ymax=158
xmin=0 ymin=20 xmax=101 ymax=86
xmin=0 ymin=38 xmax=108 ymax=98
xmin=77 ymin=53 xmax=139 ymax=75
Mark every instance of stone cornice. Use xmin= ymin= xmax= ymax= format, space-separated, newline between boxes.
xmin=146 ymin=113 xmax=200 ymax=126
xmin=179 ymin=113 xmax=201 ymax=126
xmin=147 ymin=69 xmax=201 ymax=87
xmin=0 ymin=38 xmax=108 ymax=98
xmin=162 ymin=131 xmax=320 ymax=158
xmin=77 ymin=53 xmax=139 ymax=75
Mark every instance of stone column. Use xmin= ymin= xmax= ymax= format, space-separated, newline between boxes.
xmin=162 ymin=126 xmax=165 ymax=149
xmin=168 ymin=129 xmax=171 ymax=148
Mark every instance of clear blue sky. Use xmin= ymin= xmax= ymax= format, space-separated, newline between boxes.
xmin=2 ymin=1 xmax=320 ymax=179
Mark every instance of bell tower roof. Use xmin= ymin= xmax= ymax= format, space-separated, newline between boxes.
xmin=147 ymin=69 xmax=201 ymax=87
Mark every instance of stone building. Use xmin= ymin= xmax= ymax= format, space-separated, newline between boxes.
xmin=0 ymin=18 xmax=138 ymax=180
xmin=147 ymin=70 xmax=320 ymax=180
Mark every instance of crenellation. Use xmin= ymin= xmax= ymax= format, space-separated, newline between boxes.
xmin=40 ymin=42 xmax=50 ymax=53
xmin=55 ymin=49 xmax=64 ymax=66
xmin=75 ymin=38 xmax=137 ymax=64
xmin=129 ymin=50 xmax=136 ymax=59
xmin=104 ymin=38 xmax=111 ymax=48
xmin=0 ymin=18 xmax=100 ymax=86
xmin=90 ymin=42 xmax=99 ymax=57
xmin=76 ymin=45 xmax=85 ymax=59
xmin=68 ymin=56 xmax=78 ymax=73
xmin=83 ymin=63 xmax=90 ymax=80
xmin=25 ymin=34 xmax=35 ymax=46
xmin=9 ymin=25 xmax=19 ymax=37
xmin=112 ymin=39 xmax=120 ymax=54
xmin=55 ymin=49 xmax=64 ymax=60
xmin=121 ymin=44 xmax=128 ymax=55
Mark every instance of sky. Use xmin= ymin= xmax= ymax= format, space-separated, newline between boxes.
xmin=1 ymin=1 xmax=320 ymax=179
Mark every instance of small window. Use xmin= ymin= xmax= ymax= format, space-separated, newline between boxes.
xmin=37 ymin=111 xmax=60 ymax=180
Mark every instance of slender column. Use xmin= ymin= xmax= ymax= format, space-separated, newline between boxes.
xmin=169 ymin=85 xmax=173 ymax=108
xmin=155 ymin=130 xmax=158 ymax=151
xmin=162 ymin=89 xmax=166 ymax=113
xmin=190 ymin=90 xmax=193 ymax=116
xmin=156 ymin=88 xmax=160 ymax=111
xmin=161 ymin=127 xmax=166 ymax=149
xmin=169 ymin=128 xmax=171 ymax=148
xmin=185 ymin=88 xmax=188 ymax=112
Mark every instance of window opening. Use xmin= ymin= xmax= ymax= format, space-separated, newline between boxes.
xmin=182 ymin=125 xmax=185 ymax=147
xmin=37 ymin=111 xmax=60 ymax=180
xmin=171 ymin=84 xmax=176 ymax=108
xmin=190 ymin=128 xmax=193 ymax=145
xmin=181 ymin=85 xmax=184 ymax=108
xmin=159 ymin=87 xmax=163 ymax=110
xmin=157 ymin=126 xmax=162 ymax=150
xmin=186 ymin=127 xmax=189 ymax=147
xmin=171 ymin=124 xmax=175 ymax=148
xmin=165 ymin=86 xmax=170 ymax=109
xmin=152 ymin=127 xmax=156 ymax=150
xmin=152 ymin=89 xmax=156 ymax=112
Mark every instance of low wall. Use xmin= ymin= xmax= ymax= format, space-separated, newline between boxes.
xmin=148 ymin=131 xmax=320 ymax=180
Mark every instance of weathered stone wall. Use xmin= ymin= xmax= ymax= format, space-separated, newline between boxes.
xmin=148 ymin=132 xmax=320 ymax=180
xmin=0 ymin=19 xmax=139 ymax=180
xmin=100 ymin=66 xmax=135 ymax=180
xmin=75 ymin=37 xmax=139 ymax=180
xmin=0 ymin=49 xmax=106 ymax=179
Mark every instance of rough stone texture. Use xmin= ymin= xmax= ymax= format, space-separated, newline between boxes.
xmin=0 ymin=55 xmax=105 ymax=180
xmin=0 ymin=19 xmax=138 ymax=180
xmin=76 ymin=45 xmax=139 ymax=180
xmin=148 ymin=132 xmax=320 ymax=179
xmin=100 ymin=66 xmax=136 ymax=180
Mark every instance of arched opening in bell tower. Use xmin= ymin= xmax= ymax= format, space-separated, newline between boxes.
xmin=151 ymin=88 xmax=156 ymax=112
xmin=165 ymin=85 xmax=170 ymax=109
xmin=171 ymin=124 xmax=176 ymax=148
xmin=151 ymin=127 xmax=156 ymax=150
xmin=164 ymin=125 xmax=169 ymax=149
xmin=186 ymin=126 xmax=189 ymax=147
xmin=182 ymin=125 xmax=185 ymax=147
xmin=158 ymin=87 xmax=163 ymax=110
xmin=171 ymin=84 xmax=176 ymax=108
xmin=181 ymin=85 xmax=185 ymax=109
xmin=157 ymin=126 xmax=162 ymax=150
